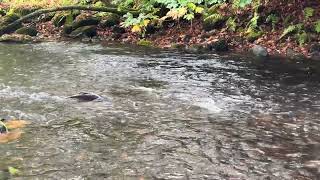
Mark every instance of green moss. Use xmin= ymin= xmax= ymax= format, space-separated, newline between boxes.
xmin=137 ymin=39 xmax=153 ymax=47
xmin=0 ymin=14 xmax=20 ymax=26
xmin=0 ymin=14 xmax=23 ymax=33
xmin=15 ymin=27 xmax=38 ymax=36
xmin=71 ymin=17 xmax=100 ymax=30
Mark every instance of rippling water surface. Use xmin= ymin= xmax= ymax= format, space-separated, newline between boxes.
xmin=0 ymin=42 xmax=320 ymax=179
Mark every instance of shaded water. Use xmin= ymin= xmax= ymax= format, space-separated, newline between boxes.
xmin=0 ymin=42 xmax=320 ymax=179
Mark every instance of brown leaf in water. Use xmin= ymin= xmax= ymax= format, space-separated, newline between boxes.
xmin=5 ymin=120 xmax=30 ymax=129
xmin=0 ymin=130 xmax=22 ymax=143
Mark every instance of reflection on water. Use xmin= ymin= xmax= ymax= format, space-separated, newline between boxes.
xmin=0 ymin=42 xmax=320 ymax=179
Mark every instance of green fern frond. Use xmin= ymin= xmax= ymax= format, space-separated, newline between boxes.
xmin=207 ymin=4 xmax=221 ymax=14
xmin=226 ymin=17 xmax=237 ymax=32
xmin=280 ymin=24 xmax=302 ymax=39
xmin=315 ymin=20 xmax=320 ymax=33
xmin=296 ymin=31 xmax=308 ymax=46
xmin=204 ymin=13 xmax=224 ymax=22
xmin=246 ymin=12 xmax=259 ymax=30
xmin=266 ymin=14 xmax=279 ymax=31
xmin=304 ymin=7 xmax=314 ymax=19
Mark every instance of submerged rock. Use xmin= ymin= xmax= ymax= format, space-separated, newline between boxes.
xmin=15 ymin=26 xmax=38 ymax=36
xmin=69 ymin=92 xmax=103 ymax=102
xmin=251 ymin=45 xmax=268 ymax=57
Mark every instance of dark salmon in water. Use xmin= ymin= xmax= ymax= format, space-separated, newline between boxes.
xmin=68 ymin=92 xmax=103 ymax=102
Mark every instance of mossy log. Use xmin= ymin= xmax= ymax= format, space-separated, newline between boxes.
xmin=0 ymin=5 xmax=138 ymax=36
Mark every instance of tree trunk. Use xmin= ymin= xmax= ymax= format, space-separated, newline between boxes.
xmin=0 ymin=5 xmax=138 ymax=36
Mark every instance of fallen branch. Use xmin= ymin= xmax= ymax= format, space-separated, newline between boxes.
xmin=0 ymin=5 xmax=139 ymax=36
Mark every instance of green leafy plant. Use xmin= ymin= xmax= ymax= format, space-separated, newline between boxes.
xmin=296 ymin=31 xmax=308 ymax=46
xmin=8 ymin=166 xmax=21 ymax=176
xmin=266 ymin=14 xmax=279 ymax=31
xmin=304 ymin=7 xmax=314 ymax=19
xmin=246 ymin=11 xmax=259 ymax=30
xmin=122 ymin=12 xmax=157 ymax=35
xmin=280 ymin=23 xmax=308 ymax=46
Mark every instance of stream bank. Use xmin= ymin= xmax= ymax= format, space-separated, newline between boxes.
xmin=0 ymin=2 xmax=319 ymax=61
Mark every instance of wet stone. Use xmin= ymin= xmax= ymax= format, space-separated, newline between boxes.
xmin=251 ymin=45 xmax=268 ymax=57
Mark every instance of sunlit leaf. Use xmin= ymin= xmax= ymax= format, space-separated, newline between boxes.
xmin=177 ymin=7 xmax=188 ymax=18
xmin=187 ymin=2 xmax=196 ymax=10
xmin=143 ymin=19 xmax=150 ymax=27
xmin=8 ymin=166 xmax=21 ymax=176
xmin=195 ymin=7 xmax=204 ymax=14
xmin=131 ymin=25 xmax=142 ymax=33
xmin=166 ymin=9 xmax=179 ymax=20
xmin=184 ymin=13 xmax=194 ymax=21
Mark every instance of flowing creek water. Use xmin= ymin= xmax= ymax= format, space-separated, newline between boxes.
xmin=0 ymin=42 xmax=320 ymax=179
